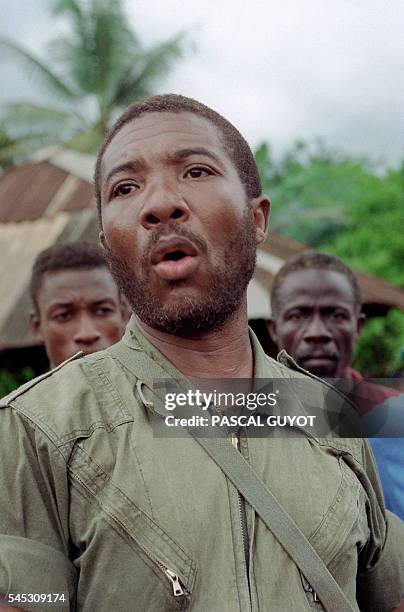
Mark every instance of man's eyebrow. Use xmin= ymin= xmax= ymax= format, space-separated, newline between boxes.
xmin=91 ymin=298 xmax=117 ymax=306
xmin=171 ymin=147 xmax=223 ymax=165
xmin=47 ymin=301 xmax=74 ymax=310
xmin=104 ymin=160 xmax=144 ymax=186
xmin=321 ymin=305 xmax=351 ymax=312
xmin=283 ymin=305 xmax=312 ymax=317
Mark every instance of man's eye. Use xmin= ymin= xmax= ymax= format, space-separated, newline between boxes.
xmin=53 ymin=312 xmax=71 ymax=322
xmin=184 ymin=167 xmax=212 ymax=179
xmin=331 ymin=312 xmax=348 ymax=321
xmin=95 ymin=307 xmax=114 ymax=315
xmin=112 ymin=183 xmax=136 ymax=198
xmin=287 ymin=312 xmax=303 ymax=321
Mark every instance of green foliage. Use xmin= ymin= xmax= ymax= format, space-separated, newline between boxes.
xmin=0 ymin=0 xmax=187 ymax=159
xmin=0 ymin=367 xmax=35 ymax=398
xmin=255 ymin=140 xmax=404 ymax=286
xmin=255 ymin=141 xmax=404 ymax=375
xmin=324 ymin=166 xmax=404 ymax=286
xmin=257 ymin=141 xmax=380 ymax=245
xmin=353 ymin=310 xmax=404 ymax=376
xmin=0 ymin=122 xmax=51 ymax=171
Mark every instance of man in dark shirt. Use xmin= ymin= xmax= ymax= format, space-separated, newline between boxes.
xmin=268 ymin=250 xmax=404 ymax=519
xmin=30 ymin=241 xmax=129 ymax=367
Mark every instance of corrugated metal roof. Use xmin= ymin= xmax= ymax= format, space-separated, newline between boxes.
xmin=0 ymin=210 xmax=98 ymax=350
xmin=0 ymin=159 xmax=94 ymax=223
xmin=0 ymin=151 xmax=403 ymax=351
xmin=256 ymin=233 xmax=404 ymax=313
xmin=0 ymin=163 xmax=67 ymax=222
xmin=31 ymin=147 xmax=95 ymax=183
xmin=0 ymin=215 xmax=70 ymax=349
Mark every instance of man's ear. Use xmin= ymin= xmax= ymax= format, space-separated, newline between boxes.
xmin=30 ymin=311 xmax=44 ymax=342
xmin=251 ymin=195 xmax=270 ymax=244
xmin=357 ymin=312 xmax=366 ymax=335
xmin=99 ymin=230 xmax=106 ymax=250
xmin=267 ymin=318 xmax=278 ymax=345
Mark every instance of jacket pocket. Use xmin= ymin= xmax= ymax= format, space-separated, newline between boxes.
xmin=308 ymin=453 xmax=362 ymax=566
xmin=68 ymin=445 xmax=198 ymax=612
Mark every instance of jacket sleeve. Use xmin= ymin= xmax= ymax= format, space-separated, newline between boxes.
xmin=0 ymin=404 xmax=77 ymax=611
xmin=356 ymin=439 xmax=404 ymax=612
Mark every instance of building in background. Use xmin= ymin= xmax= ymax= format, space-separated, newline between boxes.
xmin=1 ymin=148 xmax=404 ymax=373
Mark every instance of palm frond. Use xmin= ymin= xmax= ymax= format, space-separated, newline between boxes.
xmin=1 ymin=102 xmax=85 ymax=150
xmin=65 ymin=124 xmax=106 ymax=153
xmin=0 ymin=36 xmax=77 ymax=100
xmin=1 ymin=1 xmax=189 ymax=155
xmin=49 ymin=0 xmax=137 ymax=100
xmin=0 ymin=123 xmax=62 ymax=167
xmin=3 ymin=102 xmax=83 ymax=131
xmin=113 ymin=33 xmax=185 ymax=107
xmin=53 ymin=0 xmax=83 ymax=20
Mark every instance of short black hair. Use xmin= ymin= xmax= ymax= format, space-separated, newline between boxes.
xmin=94 ymin=94 xmax=262 ymax=223
xmin=30 ymin=241 xmax=109 ymax=313
xmin=270 ymin=251 xmax=362 ymax=317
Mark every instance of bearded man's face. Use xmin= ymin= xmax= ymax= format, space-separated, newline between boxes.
xmin=99 ymin=111 xmax=268 ymax=335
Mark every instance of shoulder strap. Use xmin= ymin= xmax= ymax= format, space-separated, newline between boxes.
xmin=108 ymin=341 xmax=356 ymax=612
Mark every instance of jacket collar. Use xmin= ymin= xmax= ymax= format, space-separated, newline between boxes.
xmin=123 ymin=314 xmax=284 ymax=380
xmin=120 ymin=317 xmax=324 ymax=439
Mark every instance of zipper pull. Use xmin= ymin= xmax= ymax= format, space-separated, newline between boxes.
xmin=230 ymin=432 xmax=239 ymax=449
xmin=164 ymin=567 xmax=185 ymax=596
xmin=300 ymin=571 xmax=319 ymax=602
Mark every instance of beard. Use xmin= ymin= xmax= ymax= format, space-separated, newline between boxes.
xmin=104 ymin=207 xmax=257 ymax=336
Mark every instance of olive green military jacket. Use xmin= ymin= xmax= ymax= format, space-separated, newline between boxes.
xmin=1 ymin=320 xmax=403 ymax=611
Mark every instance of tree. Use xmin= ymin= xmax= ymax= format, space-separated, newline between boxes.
xmin=353 ymin=310 xmax=404 ymax=377
xmin=255 ymin=141 xmax=404 ymax=375
xmin=255 ymin=141 xmax=404 ymax=286
xmin=0 ymin=0 xmax=186 ymax=156
xmin=255 ymin=140 xmax=377 ymax=246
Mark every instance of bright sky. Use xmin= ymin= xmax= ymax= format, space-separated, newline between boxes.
xmin=1 ymin=0 xmax=403 ymax=166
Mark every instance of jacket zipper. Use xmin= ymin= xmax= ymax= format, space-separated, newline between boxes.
xmin=155 ymin=561 xmax=188 ymax=597
xmin=230 ymin=432 xmax=250 ymax=571
xmin=300 ymin=571 xmax=320 ymax=603
xmin=71 ymin=471 xmax=189 ymax=599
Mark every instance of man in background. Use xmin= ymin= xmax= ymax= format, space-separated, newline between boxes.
xmin=268 ymin=251 xmax=364 ymax=379
xmin=30 ymin=241 xmax=129 ymax=367
xmin=268 ymin=250 xmax=404 ymax=519
xmin=1 ymin=96 xmax=403 ymax=611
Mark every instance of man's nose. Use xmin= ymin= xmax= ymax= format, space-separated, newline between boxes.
xmin=73 ymin=316 xmax=101 ymax=345
xmin=303 ymin=314 xmax=333 ymax=342
xmin=140 ymin=180 xmax=190 ymax=229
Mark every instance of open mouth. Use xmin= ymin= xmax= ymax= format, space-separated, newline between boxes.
xmin=161 ymin=249 xmax=189 ymax=262
xmin=151 ymin=236 xmax=200 ymax=281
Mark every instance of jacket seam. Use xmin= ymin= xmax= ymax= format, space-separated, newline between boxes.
xmin=8 ymin=404 xmax=71 ymax=463
xmin=84 ymin=356 xmax=130 ymax=420
xmin=68 ymin=444 xmax=194 ymax=568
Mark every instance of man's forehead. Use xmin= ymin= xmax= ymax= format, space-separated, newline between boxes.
xmin=38 ymin=267 xmax=117 ymax=299
xmin=279 ymin=268 xmax=356 ymax=304
xmin=101 ymin=111 xmax=228 ymax=174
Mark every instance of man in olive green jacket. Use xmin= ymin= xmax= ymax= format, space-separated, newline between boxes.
xmin=1 ymin=94 xmax=404 ymax=612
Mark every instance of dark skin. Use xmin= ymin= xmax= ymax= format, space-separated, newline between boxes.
xmin=4 ymin=113 xmax=270 ymax=612
xmin=9 ymin=119 xmax=404 ymax=612
xmin=31 ymin=267 xmax=128 ymax=367
xmin=268 ymin=269 xmax=365 ymax=378
xmin=268 ymin=268 xmax=404 ymax=612
xmin=100 ymin=111 xmax=270 ymax=379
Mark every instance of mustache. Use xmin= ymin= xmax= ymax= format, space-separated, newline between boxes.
xmin=143 ymin=224 xmax=208 ymax=262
